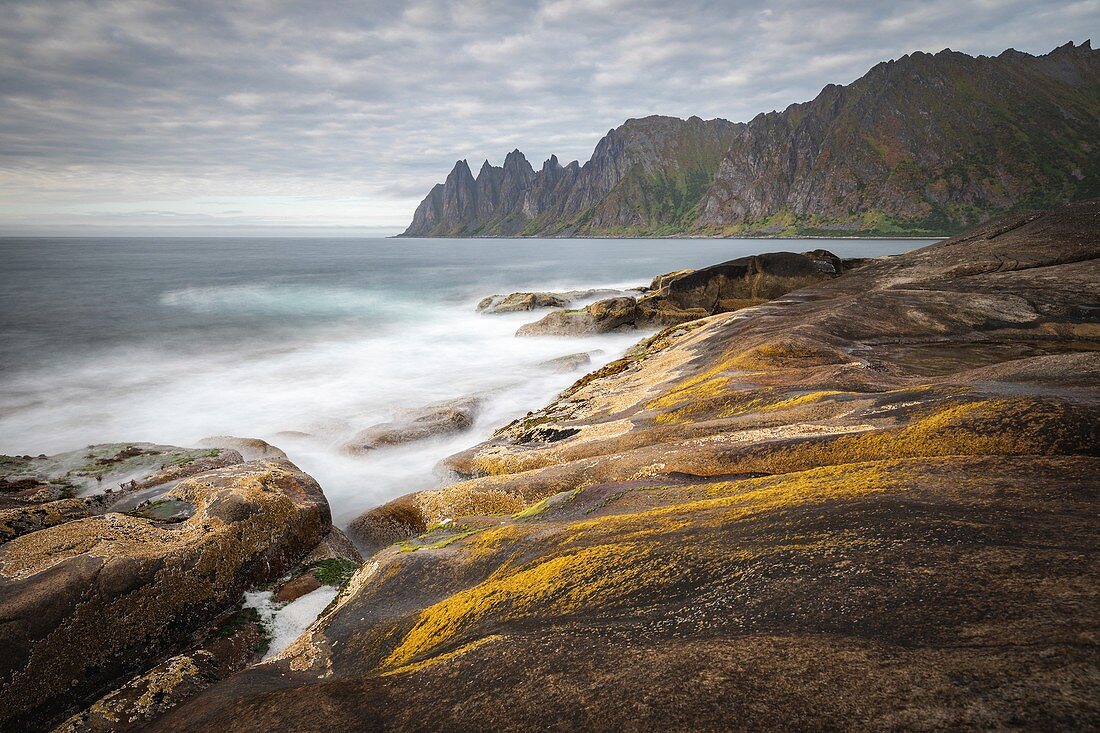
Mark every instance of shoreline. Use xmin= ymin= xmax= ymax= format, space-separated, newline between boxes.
xmin=391 ymin=233 xmax=947 ymax=240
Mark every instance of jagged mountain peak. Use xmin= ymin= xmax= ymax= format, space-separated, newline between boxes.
xmin=445 ymin=159 xmax=474 ymax=181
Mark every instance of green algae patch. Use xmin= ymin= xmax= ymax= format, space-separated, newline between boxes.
xmin=399 ymin=525 xmax=483 ymax=553
xmin=127 ymin=499 xmax=196 ymax=523
xmin=513 ymin=487 xmax=582 ymax=520
xmin=309 ymin=559 xmax=361 ymax=587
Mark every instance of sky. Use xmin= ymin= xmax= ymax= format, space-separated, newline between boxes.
xmin=0 ymin=0 xmax=1096 ymax=237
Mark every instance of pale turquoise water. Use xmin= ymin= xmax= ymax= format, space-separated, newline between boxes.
xmin=0 ymin=236 xmax=928 ymax=522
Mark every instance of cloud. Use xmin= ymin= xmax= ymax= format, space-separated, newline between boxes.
xmin=0 ymin=0 xmax=1095 ymax=235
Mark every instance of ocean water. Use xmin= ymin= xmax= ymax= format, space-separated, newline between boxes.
xmin=0 ymin=236 xmax=928 ymax=525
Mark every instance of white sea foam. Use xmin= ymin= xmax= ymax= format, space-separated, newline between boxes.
xmin=244 ymin=586 xmax=339 ymax=660
xmin=0 ymin=285 xmax=643 ymax=525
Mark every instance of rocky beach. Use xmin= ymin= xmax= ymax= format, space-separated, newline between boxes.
xmin=2 ymin=199 xmax=1097 ymax=731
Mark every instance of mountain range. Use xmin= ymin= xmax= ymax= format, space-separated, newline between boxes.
xmin=401 ymin=41 xmax=1099 ymax=237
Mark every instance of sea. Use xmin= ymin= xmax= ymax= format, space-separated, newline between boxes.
xmin=0 ymin=236 xmax=929 ymax=526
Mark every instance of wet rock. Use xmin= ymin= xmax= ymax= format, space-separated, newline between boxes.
xmin=55 ymin=607 xmax=267 ymax=733
xmin=537 ymin=352 xmax=593 ymax=372
xmin=343 ymin=396 xmax=481 ymax=453
xmin=273 ymin=572 xmax=323 ymax=603
xmin=476 ymin=292 xmax=566 ymax=312
xmin=0 ymin=498 xmax=91 ymax=543
xmin=1 ymin=444 xmax=244 ymax=510
xmin=346 ymin=493 xmax=428 ymax=555
xmin=300 ymin=527 xmax=363 ymax=566
xmin=129 ymin=450 xmax=243 ymax=491
xmin=516 ymin=296 xmax=637 ymax=336
xmin=126 ymin=498 xmax=196 ymax=524
xmin=196 ymin=436 xmax=288 ymax=461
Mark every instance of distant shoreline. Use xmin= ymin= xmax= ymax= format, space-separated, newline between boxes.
xmin=390 ymin=234 xmax=947 ymax=240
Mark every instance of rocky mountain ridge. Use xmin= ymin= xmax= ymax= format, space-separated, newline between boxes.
xmin=402 ymin=41 xmax=1099 ymax=238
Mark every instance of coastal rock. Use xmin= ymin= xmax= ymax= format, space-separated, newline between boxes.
xmin=346 ymin=493 xmax=427 ymax=554
xmin=0 ymin=457 xmax=331 ymax=731
xmin=55 ymin=604 xmax=268 ymax=733
xmin=516 ymin=296 xmax=637 ymax=336
xmin=648 ymin=268 xmax=694 ymax=291
xmin=343 ymin=396 xmax=481 ymax=452
xmin=476 ymin=288 xmax=627 ymax=314
xmin=476 ymin=291 xmax=566 ymax=312
xmin=300 ymin=526 xmax=363 ymax=566
xmin=537 ymin=352 xmax=593 ymax=372
xmin=273 ymin=572 xmax=323 ymax=603
xmin=517 ymin=251 xmax=842 ymax=334
xmin=196 ymin=436 xmax=289 ymax=461
xmin=0 ymin=498 xmax=91 ymax=543
xmin=0 ymin=444 xmax=242 ymax=510
xmin=154 ymin=200 xmax=1100 ymax=732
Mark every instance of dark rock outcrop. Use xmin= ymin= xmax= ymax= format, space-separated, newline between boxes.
xmin=517 ymin=250 xmax=845 ymax=335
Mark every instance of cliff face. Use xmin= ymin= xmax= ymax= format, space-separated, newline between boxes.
xmin=697 ymin=41 xmax=1100 ymax=235
xmin=402 ymin=42 xmax=1100 ymax=237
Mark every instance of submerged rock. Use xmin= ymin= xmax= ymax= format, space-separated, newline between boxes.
xmin=343 ymin=396 xmax=481 ymax=453
xmin=537 ymin=351 xmax=594 ymax=372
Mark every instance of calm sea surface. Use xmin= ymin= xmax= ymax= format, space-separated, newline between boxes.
xmin=0 ymin=236 xmax=929 ymax=524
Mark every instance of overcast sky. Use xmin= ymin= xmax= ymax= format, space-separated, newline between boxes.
xmin=0 ymin=0 xmax=1096 ymax=236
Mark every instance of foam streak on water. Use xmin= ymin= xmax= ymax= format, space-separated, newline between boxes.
xmin=0 ymin=236 xmax=925 ymax=524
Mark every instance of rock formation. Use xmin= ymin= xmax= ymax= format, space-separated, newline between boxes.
xmin=150 ymin=199 xmax=1100 ymax=731
xmin=402 ymin=115 xmax=740 ymax=236
xmin=516 ymin=250 xmax=852 ymax=335
xmin=0 ymin=443 xmax=336 ymax=732
xmin=402 ymin=42 xmax=1100 ymax=238
xmin=476 ymin=288 xmax=626 ymax=314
